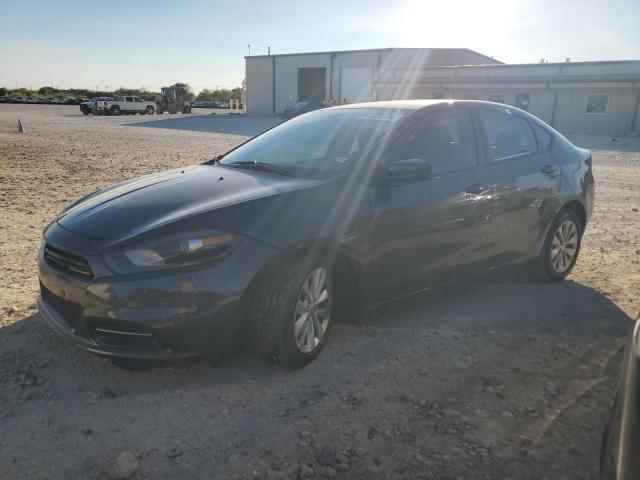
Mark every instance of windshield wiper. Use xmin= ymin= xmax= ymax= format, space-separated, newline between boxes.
xmin=222 ymin=161 xmax=294 ymax=177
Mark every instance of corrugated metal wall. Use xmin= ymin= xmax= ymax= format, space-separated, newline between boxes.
xmin=246 ymin=57 xmax=273 ymax=114
xmin=552 ymin=88 xmax=638 ymax=135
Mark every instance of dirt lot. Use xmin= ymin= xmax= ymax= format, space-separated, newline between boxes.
xmin=0 ymin=104 xmax=638 ymax=480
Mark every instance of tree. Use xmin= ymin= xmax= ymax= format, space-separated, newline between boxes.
xmin=196 ymin=87 xmax=243 ymax=101
xmin=0 ymin=87 xmax=6 ymax=96
xmin=172 ymin=83 xmax=194 ymax=101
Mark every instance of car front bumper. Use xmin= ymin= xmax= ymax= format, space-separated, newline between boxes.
xmin=38 ymin=224 xmax=279 ymax=361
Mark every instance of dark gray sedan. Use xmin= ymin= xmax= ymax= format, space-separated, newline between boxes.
xmin=38 ymin=100 xmax=594 ymax=367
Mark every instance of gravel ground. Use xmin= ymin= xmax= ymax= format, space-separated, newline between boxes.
xmin=0 ymin=104 xmax=638 ymax=480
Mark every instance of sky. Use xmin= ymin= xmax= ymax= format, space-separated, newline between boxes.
xmin=1 ymin=0 xmax=639 ymax=93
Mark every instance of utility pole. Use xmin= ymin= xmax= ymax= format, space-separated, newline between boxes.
xmin=248 ymin=44 xmax=251 ymax=56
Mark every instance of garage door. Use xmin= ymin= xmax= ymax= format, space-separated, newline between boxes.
xmin=340 ymin=67 xmax=373 ymax=104
xmin=298 ymin=68 xmax=326 ymax=102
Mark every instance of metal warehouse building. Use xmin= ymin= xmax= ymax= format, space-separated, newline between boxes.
xmin=245 ymin=47 xmax=640 ymax=135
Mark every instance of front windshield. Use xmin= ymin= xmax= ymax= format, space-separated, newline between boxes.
xmin=219 ymin=108 xmax=411 ymax=178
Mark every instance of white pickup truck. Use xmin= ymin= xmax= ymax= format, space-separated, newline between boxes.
xmin=93 ymin=95 xmax=156 ymax=115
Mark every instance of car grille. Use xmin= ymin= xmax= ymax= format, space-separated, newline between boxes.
xmin=40 ymin=282 xmax=82 ymax=328
xmin=44 ymin=243 xmax=93 ymax=279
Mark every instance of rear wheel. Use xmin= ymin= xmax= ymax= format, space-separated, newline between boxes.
xmin=252 ymin=259 xmax=333 ymax=368
xmin=532 ymin=209 xmax=582 ymax=282
xmin=110 ymin=105 xmax=120 ymax=115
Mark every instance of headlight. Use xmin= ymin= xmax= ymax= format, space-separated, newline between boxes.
xmin=103 ymin=230 xmax=237 ymax=274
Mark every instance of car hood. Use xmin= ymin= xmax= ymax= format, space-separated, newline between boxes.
xmin=57 ymin=165 xmax=320 ymax=241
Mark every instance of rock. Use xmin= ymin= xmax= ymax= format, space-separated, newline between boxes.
xmin=501 ymin=410 xmax=515 ymax=420
xmin=81 ymin=428 xmax=93 ymax=435
xmin=98 ymin=386 xmax=117 ymax=399
xmin=298 ymin=464 xmax=315 ymax=479
xmin=315 ymin=446 xmax=337 ymax=466
xmin=108 ymin=451 xmax=138 ymax=480
xmin=418 ymin=398 xmax=427 ymax=407
xmin=326 ymin=466 xmax=337 ymax=477
xmin=442 ymin=408 xmax=462 ymax=417
xmin=395 ymin=390 xmax=415 ymax=402
xmin=166 ymin=447 xmax=182 ymax=458
xmin=335 ymin=452 xmax=349 ymax=465
xmin=367 ymin=426 xmax=379 ymax=440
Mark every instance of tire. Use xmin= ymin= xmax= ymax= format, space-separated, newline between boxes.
xmin=251 ymin=258 xmax=334 ymax=368
xmin=168 ymin=103 xmax=178 ymax=114
xmin=532 ymin=208 xmax=583 ymax=282
xmin=82 ymin=111 xmax=89 ymax=115
xmin=110 ymin=105 xmax=120 ymax=115
xmin=145 ymin=105 xmax=155 ymax=115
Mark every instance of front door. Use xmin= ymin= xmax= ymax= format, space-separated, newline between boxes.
xmin=369 ymin=105 xmax=496 ymax=302
xmin=473 ymin=106 xmax=562 ymax=263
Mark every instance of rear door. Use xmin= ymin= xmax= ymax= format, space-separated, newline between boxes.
xmin=124 ymin=96 xmax=135 ymax=111
xmin=370 ymin=105 xmax=496 ymax=302
xmin=473 ymin=105 xmax=562 ymax=263
xmin=133 ymin=97 xmax=145 ymax=111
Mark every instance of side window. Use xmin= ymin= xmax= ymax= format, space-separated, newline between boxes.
xmin=532 ymin=123 xmax=553 ymax=150
xmin=125 ymin=96 xmax=134 ymax=102
xmin=392 ymin=108 xmax=478 ymax=174
xmin=478 ymin=109 xmax=537 ymax=162
xmin=134 ymin=97 xmax=143 ymax=102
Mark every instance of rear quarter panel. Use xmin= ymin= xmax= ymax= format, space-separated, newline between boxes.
xmin=551 ymin=135 xmax=595 ymax=222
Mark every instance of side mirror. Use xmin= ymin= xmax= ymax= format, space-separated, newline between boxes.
xmin=386 ymin=158 xmax=433 ymax=181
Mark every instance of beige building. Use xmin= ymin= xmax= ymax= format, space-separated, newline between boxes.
xmin=245 ymin=48 xmax=640 ymax=136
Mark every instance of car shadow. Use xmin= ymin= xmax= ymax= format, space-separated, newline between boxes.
xmin=126 ymin=114 xmax=282 ymax=136
xmin=0 ymin=265 xmax=631 ymax=396
xmin=347 ymin=265 xmax=631 ymax=337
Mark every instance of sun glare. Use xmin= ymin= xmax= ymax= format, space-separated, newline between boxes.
xmin=395 ymin=0 xmax=520 ymax=50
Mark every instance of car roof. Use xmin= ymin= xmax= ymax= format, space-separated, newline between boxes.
xmin=331 ymin=99 xmax=524 ymax=112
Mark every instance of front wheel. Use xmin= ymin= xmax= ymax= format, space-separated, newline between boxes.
xmin=145 ymin=105 xmax=155 ymax=115
xmin=532 ymin=209 xmax=583 ymax=282
xmin=110 ymin=105 xmax=120 ymax=115
xmin=252 ymin=259 xmax=333 ymax=368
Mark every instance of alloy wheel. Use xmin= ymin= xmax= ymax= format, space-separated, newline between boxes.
xmin=293 ymin=267 xmax=332 ymax=353
xmin=550 ymin=220 xmax=579 ymax=274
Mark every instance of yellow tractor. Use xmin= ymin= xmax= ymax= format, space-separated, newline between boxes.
xmin=155 ymin=86 xmax=192 ymax=114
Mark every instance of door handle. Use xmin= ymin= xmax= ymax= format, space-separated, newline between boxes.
xmin=465 ymin=183 xmax=493 ymax=195
xmin=541 ymin=164 xmax=559 ymax=175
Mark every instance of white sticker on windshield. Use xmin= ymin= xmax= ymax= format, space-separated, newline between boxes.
xmin=333 ymin=156 xmax=349 ymax=163
xmin=354 ymin=111 xmax=404 ymax=122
